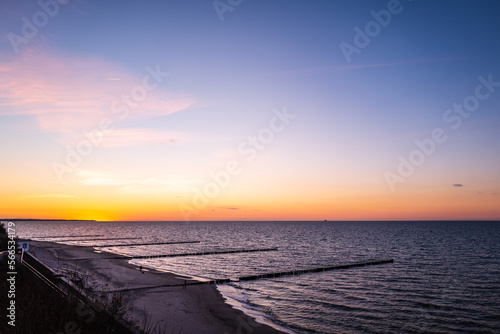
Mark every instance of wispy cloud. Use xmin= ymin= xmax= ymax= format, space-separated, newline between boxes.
xmin=0 ymin=48 xmax=197 ymax=145
xmin=101 ymin=128 xmax=187 ymax=148
xmin=20 ymin=194 xmax=79 ymax=199
xmin=76 ymin=170 xmax=135 ymax=186
xmin=53 ymin=128 xmax=191 ymax=148
xmin=274 ymin=56 xmax=474 ymax=76
xmin=76 ymin=170 xmax=201 ymax=194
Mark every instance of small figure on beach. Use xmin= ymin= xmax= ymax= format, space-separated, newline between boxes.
xmin=139 ymin=265 xmax=143 ymax=273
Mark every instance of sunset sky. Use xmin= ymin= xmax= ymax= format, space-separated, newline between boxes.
xmin=1 ymin=0 xmax=499 ymax=221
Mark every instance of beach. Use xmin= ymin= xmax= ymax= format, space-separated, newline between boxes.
xmin=28 ymin=240 xmax=287 ymax=334
xmin=16 ymin=221 xmax=500 ymax=333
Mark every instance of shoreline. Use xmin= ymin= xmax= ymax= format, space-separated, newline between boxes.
xmin=28 ymin=240 xmax=288 ymax=334
xmin=125 ymin=258 xmax=294 ymax=334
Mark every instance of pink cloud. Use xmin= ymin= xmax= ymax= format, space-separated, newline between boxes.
xmin=0 ymin=48 xmax=197 ymax=145
xmin=100 ymin=128 xmax=189 ymax=148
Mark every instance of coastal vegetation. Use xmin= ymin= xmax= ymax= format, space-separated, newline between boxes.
xmin=0 ymin=223 xmax=167 ymax=333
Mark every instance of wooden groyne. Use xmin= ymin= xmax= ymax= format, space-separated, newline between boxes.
xmin=237 ymin=259 xmax=394 ymax=281
xmin=53 ymin=237 xmax=139 ymax=242
xmin=118 ymin=247 xmax=279 ymax=260
xmin=95 ymin=240 xmax=201 ymax=248
xmin=32 ymin=234 xmax=104 ymax=239
xmin=105 ymin=259 xmax=394 ymax=293
xmin=103 ymin=278 xmax=233 ymax=293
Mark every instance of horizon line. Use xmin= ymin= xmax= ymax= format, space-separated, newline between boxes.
xmin=2 ymin=218 xmax=499 ymax=223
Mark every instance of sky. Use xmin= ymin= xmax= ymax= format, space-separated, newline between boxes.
xmin=0 ymin=0 xmax=499 ymax=221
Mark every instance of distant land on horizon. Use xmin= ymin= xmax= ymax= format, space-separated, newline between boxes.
xmin=2 ymin=218 xmax=499 ymax=223
xmin=0 ymin=218 xmax=97 ymax=222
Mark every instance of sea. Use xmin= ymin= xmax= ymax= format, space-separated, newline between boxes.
xmin=13 ymin=220 xmax=500 ymax=334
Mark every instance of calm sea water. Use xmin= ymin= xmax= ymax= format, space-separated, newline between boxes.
xmin=14 ymin=220 xmax=500 ymax=334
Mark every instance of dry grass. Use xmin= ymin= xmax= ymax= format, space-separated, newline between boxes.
xmin=0 ymin=259 xmax=135 ymax=333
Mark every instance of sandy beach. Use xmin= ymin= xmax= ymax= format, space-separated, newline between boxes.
xmin=28 ymin=240 xmax=287 ymax=334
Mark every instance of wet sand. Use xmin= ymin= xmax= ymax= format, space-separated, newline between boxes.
xmin=28 ymin=240 xmax=287 ymax=334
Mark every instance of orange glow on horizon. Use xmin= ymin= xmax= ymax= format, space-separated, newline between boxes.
xmin=17 ymin=196 xmax=495 ymax=222
xmin=2 ymin=160 xmax=499 ymax=222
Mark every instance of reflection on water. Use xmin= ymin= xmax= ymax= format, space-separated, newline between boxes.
xmin=16 ymin=220 xmax=500 ymax=334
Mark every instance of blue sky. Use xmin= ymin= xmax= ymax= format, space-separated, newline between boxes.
xmin=1 ymin=0 xmax=499 ymax=220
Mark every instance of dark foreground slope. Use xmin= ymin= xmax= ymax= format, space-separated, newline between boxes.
xmin=0 ymin=257 xmax=136 ymax=334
